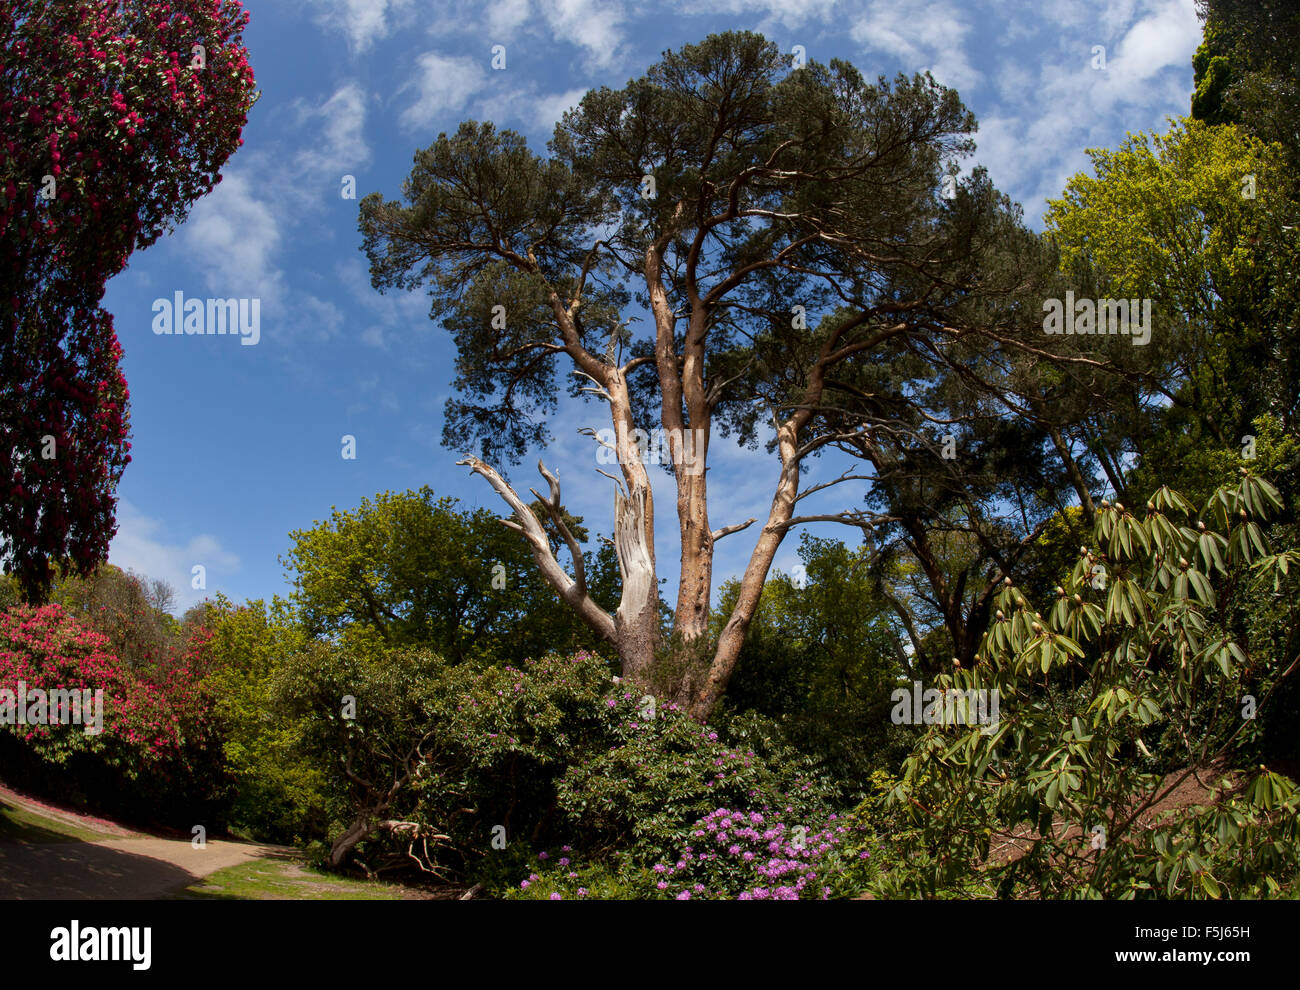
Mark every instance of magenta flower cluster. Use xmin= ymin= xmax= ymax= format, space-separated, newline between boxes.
xmin=651 ymin=806 xmax=870 ymax=900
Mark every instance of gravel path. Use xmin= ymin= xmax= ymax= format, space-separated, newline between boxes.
xmin=0 ymin=785 xmax=287 ymax=900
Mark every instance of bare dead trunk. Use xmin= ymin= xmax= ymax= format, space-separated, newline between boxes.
xmin=612 ymin=482 xmax=660 ymax=685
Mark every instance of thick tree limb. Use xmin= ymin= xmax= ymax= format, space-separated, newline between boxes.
xmin=457 ymin=455 xmax=616 ymax=643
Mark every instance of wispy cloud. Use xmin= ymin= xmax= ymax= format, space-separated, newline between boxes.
xmin=306 ymin=0 xmax=415 ymax=53
xmin=180 ymin=170 xmax=285 ymax=300
xmin=851 ymin=0 xmax=981 ymax=92
xmin=292 ymin=82 xmax=372 ymax=176
xmin=970 ymin=0 xmax=1200 ymax=223
xmin=109 ymin=500 xmax=241 ymax=615
xmin=673 ymin=0 xmax=837 ymax=30
xmin=399 ymin=53 xmax=490 ymax=131
xmin=537 ymin=0 xmax=628 ymax=70
xmin=175 ymin=83 xmax=377 ymax=347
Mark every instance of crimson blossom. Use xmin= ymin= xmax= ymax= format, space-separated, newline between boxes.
xmin=1 ymin=1 xmax=257 ymax=599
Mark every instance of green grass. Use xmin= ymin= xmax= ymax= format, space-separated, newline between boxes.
xmin=0 ymin=799 xmax=120 ymax=844
xmin=174 ymin=855 xmax=408 ymax=900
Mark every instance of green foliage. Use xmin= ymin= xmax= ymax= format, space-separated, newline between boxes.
xmin=874 ymin=476 xmax=1300 ymax=899
xmin=1192 ymin=1 xmax=1300 ymax=166
xmin=50 ymin=564 xmax=180 ymax=674
xmin=504 ymin=854 xmax=661 ymax=900
xmin=267 ymin=641 xmax=836 ymax=890
xmin=282 ymin=487 xmax=614 ymax=665
xmin=199 ymin=595 xmax=326 ymax=843
xmin=1045 ymin=118 xmax=1300 ymax=463
xmin=556 ymin=701 xmax=835 ymax=862
xmin=716 ymin=535 xmax=916 ymax=800
xmin=273 ymin=645 xmax=618 ymax=876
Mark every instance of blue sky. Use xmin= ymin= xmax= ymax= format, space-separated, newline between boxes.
xmin=100 ymin=0 xmax=1205 ymax=614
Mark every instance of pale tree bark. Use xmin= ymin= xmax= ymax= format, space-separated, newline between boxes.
xmin=693 ymin=415 xmax=805 ymax=718
xmin=455 ymin=455 xmax=616 ymax=644
xmin=456 ymin=269 xmax=665 ymax=694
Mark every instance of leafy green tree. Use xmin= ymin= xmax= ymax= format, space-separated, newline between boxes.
xmin=197 ymin=594 xmax=326 ymax=843
xmin=1046 ymin=117 xmax=1300 ymax=493
xmin=874 ymin=474 xmax=1300 ymax=898
xmin=273 ymin=642 xmax=830 ymax=883
xmin=50 ymin=563 xmax=180 ymax=672
xmin=1192 ymin=0 xmax=1300 ymax=164
xmin=281 ymin=487 xmax=616 ymax=665
xmin=360 ymin=31 xmax=1078 ymax=717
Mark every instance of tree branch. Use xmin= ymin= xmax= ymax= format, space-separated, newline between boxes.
xmin=457 ymin=455 xmax=615 ymax=642
xmin=711 ymin=518 xmax=757 ymax=542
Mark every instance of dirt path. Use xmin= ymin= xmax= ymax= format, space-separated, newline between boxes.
xmin=0 ymin=785 xmax=290 ymax=900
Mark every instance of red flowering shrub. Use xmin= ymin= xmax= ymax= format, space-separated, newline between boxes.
xmin=0 ymin=603 xmax=228 ymax=822
xmin=0 ymin=1 xmax=258 ymax=598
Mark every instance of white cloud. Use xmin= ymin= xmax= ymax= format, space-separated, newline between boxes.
xmin=672 ymin=0 xmax=837 ymax=29
xmin=173 ymin=82 xmax=382 ymax=349
xmin=505 ymin=85 xmax=588 ymax=133
xmin=851 ymin=0 xmax=981 ymax=92
xmin=336 ymin=258 xmax=429 ymax=355
xmin=486 ymin=0 xmax=532 ymax=35
xmin=970 ymin=0 xmax=1200 ymax=225
xmin=360 ymin=325 xmax=388 ymax=349
xmin=537 ymin=0 xmax=626 ymax=70
xmin=399 ymin=53 xmax=490 ymax=131
xmin=307 ymin=0 xmax=415 ymax=53
xmin=181 ymin=170 xmax=284 ymax=300
xmin=994 ymin=59 xmax=1034 ymax=103
xmin=1111 ymin=0 xmax=1201 ymax=84
xmin=1034 ymin=0 xmax=1141 ymax=34
xmin=293 ymin=82 xmax=372 ymax=176
xmin=109 ymin=501 xmax=241 ymax=615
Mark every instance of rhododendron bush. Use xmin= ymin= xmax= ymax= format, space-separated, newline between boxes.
xmin=509 ymin=807 xmax=881 ymax=900
xmin=0 ymin=0 xmax=257 ymax=598
xmin=274 ymin=645 xmax=839 ymax=886
xmin=0 ymin=604 xmax=226 ymax=821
